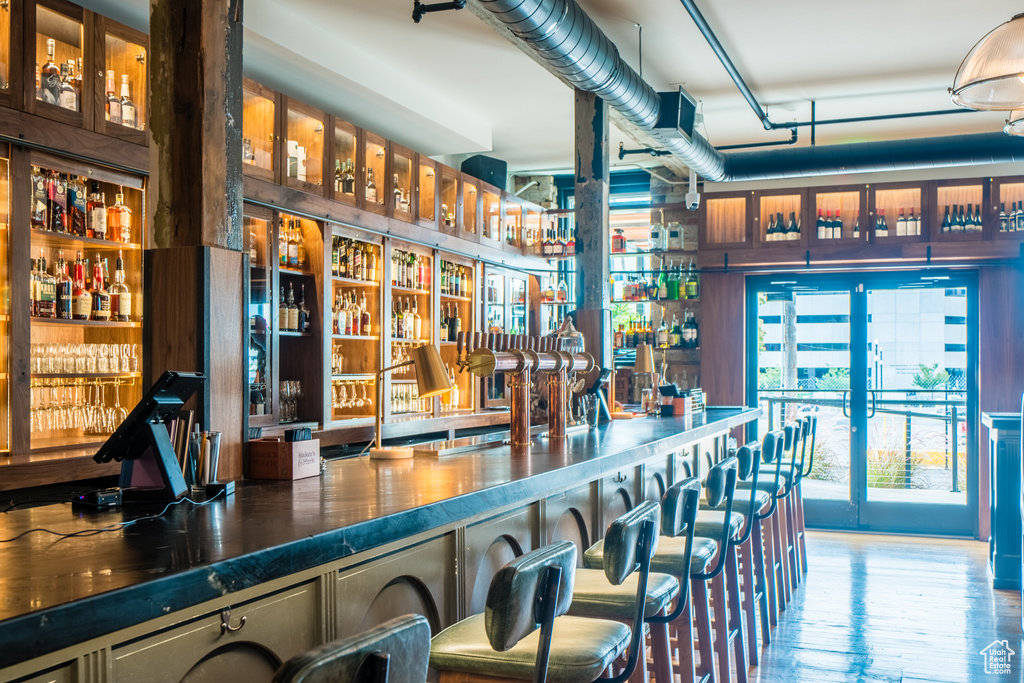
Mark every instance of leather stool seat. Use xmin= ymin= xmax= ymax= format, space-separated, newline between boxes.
xmin=694 ymin=509 xmax=745 ymax=540
xmin=583 ymin=536 xmax=719 ymax=576
xmin=430 ymin=614 xmax=630 ymax=683
xmin=567 ymin=570 xmax=679 ymax=620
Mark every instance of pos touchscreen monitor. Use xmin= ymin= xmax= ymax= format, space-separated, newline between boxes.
xmin=94 ymin=371 xmax=205 ymax=501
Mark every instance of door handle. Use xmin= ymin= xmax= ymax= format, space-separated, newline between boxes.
xmin=868 ymin=390 xmax=877 ymax=418
xmin=842 ymin=391 xmax=850 ymax=418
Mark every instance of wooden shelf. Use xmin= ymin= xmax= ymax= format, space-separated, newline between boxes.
xmin=280 ymin=266 xmax=315 ymax=277
xmin=391 ymin=338 xmax=431 ymax=345
xmin=32 ymin=372 xmax=141 ymax=379
xmin=30 ymin=435 xmax=109 ymax=453
xmin=31 ymin=317 xmax=141 ymax=328
xmin=612 ymin=298 xmax=700 ymax=305
xmin=30 ymin=228 xmax=142 ymax=251
xmin=280 ymin=330 xmax=313 ymax=337
xmin=331 ymin=373 xmax=375 ymax=380
xmin=439 ymin=340 xmax=457 ymax=346
xmin=332 ymin=275 xmax=379 ymax=287
xmin=392 ymin=285 xmax=431 ymax=296
xmin=440 ymin=293 xmax=472 ymax=302
xmin=332 ymin=334 xmax=379 ymax=340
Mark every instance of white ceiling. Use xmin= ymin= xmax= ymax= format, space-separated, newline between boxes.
xmin=80 ymin=0 xmax=1017 ymax=179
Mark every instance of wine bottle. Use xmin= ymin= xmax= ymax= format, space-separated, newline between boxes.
xmin=896 ymin=208 xmax=907 ymax=237
xmin=787 ymin=211 xmax=800 ymax=240
xmin=833 ymin=209 xmax=842 ymax=240
xmin=973 ymin=203 xmax=982 ymax=232
xmin=875 ymin=208 xmax=888 ymax=238
xmin=816 ymin=208 xmax=826 ymax=240
xmin=941 ymin=205 xmax=952 ymax=233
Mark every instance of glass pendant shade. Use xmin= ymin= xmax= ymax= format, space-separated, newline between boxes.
xmin=1005 ymin=110 xmax=1024 ymax=136
xmin=951 ymin=13 xmax=1024 ymax=110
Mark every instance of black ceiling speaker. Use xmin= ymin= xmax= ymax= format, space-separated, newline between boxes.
xmin=461 ymin=155 xmax=507 ymax=189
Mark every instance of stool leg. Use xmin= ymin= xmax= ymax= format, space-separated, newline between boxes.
xmin=738 ymin=536 xmax=759 ymax=665
xmin=750 ymin=517 xmax=771 ymax=646
xmin=692 ymin=577 xmax=717 ymax=683
xmin=776 ymin=497 xmax=792 ymax=605
xmin=770 ymin=503 xmax=788 ymax=610
xmin=711 ymin=568 xmax=731 ymax=683
xmin=762 ymin=512 xmax=779 ymax=627
xmin=796 ymin=481 xmax=808 ymax=575
xmin=673 ymin=593 xmax=696 ymax=683
xmin=626 ymin=616 xmax=648 ymax=683
xmin=785 ymin=493 xmax=800 ymax=591
xmin=650 ymin=606 xmax=674 ymax=683
xmin=725 ymin=544 xmax=749 ymax=683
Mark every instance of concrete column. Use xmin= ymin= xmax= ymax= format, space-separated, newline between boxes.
xmin=145 ymin=0 xmax=246 ymax=478
xmin=573 ymin=90 xmax=611 ymax=372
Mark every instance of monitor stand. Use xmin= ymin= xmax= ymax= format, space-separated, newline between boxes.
xmin=119 ymin=422 xmax=188 ymax=502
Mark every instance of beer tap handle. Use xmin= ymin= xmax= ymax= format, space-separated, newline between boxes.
xmin=456 ymin=331 xmax=465 ymax=358
xmin=501 ymin=334 xmax=511 ymax=351
xmin=473 ymin=332 xmax=482 ymax=353
xmin=528 ymin=336 xmax=537 ymax=351
xmin=487 ymin=333 xmax=496 ymax=350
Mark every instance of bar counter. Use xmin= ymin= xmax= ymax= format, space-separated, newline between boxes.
xmin=0 ymin=407 xmax=758 ymax=678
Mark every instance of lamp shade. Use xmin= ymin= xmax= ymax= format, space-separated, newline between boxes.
xmin=634 ymin=343 xmax=655 ymax=374
xmin=951 ymin=13 xmax=1024 ymax=110
xmin=410 ymin=344 xmax=453 ymax=398
xmin=1006 ymin=110 xmax=1024 ymax=136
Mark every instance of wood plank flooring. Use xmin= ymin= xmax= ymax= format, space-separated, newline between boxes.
xmin=747 ymin=531 xmax=1023 ymax=683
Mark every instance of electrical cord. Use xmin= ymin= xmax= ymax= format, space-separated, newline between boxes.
xmin=1 ymin=499 xmax=72 ymax=513
xmin=0 ymin=491 xmax=225 ymax=543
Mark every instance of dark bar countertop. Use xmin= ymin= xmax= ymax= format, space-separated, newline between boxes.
xmin=0 ymin=407 xmax=757 ymax=668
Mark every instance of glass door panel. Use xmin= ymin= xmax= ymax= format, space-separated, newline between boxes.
xmin=483 ymin=269 xmax=507 ymax=407
xmin=510 ymin=277 xmax=526 ymax=336
xmin=246 ymin=214 xmax=273 ymax=424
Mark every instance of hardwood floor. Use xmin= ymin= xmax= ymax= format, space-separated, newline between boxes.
xmin=747 ymin=531 xmax=1023 ymax=683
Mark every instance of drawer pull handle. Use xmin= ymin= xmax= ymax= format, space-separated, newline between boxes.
xmin=221 ymin=609 xmax=247 ymax=635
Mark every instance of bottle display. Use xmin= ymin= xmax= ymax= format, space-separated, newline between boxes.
xmin=105 ymin=70 xmax=122 ymax=124
xmin=119 ymin=75 xmax=137 ymax=130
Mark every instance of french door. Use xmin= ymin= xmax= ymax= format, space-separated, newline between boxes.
xmin=746 ymin=270 xmax=978 ymax=536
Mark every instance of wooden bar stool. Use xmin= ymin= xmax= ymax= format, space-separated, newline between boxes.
xmin=430 ymin=541 xmax=634 ymax=683
xmin=566 ymin=501 xmax=679 ymax=683
xmin=582 ymin=478 xmax=703 ymax=683
xmin=273 ymin=614 xmax=430 ymax=683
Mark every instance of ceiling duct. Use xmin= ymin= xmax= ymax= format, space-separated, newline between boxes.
xmin=474 ymin=0 xmax=1024 ymax=181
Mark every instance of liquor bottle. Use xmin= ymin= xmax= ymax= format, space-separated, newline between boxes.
xmin=542 ymin=229 xmax=555 ymax=257
xmin=120 ymin=75 xmax=136 ymax=130
xmin=334 ymin=160 xmax=343 ymax=193
xmin=72 ymin=251 xmax=92 ymax=321
xmin=956 ymin=205 xmax=966 ymax=232
xmin=412 ymin=299 xmax=423 ymax=340
xmin=566 ymin=227 xmax=576 ymax=256
xmin=339 ymin=158 xmax=356 ymax=194
xmin=105 ymin=70 xmax=122 ymax=124
xmin=875 ymin=208 xmax=888 ymax=238
xmin=331 ymin=237 xmax=340 ymax=277
xmin=816 ymin=209 xmax=826 ymax=239
xmin=395 ymin=299 xmax=405 ymax=339
xmin=298 ymin=284 xmax=309 ymax=333
xmin=367 ymin=246 xmax=378 ymax=283
xmin=66 ymin=175 xmax=87 ymax=237
xmin=47 ymin=170 xmax=67 ymax=233
xmin=440 ymin=306 xmax=449 ymax=341
xmin=645 ymin=318 xmax=655 ymax=347
xmin=973 ymin=204 xmax=983 ymax=232
xmin=684 ymin=311 xmax=699 ymax=349
xmin=631 ymin=319 xmax=641 ymax=348
xmin=108 ymin=191 xmax=132 ymax=243
xmin=941 ymin=205 xmax=951 ymax=233
xmin=393 ymin=173 xmax=403 ymax=212
xmin=1001 ymin=203 xmax=1010 ymax=232
xmin=91 ymin=254 xmax=111 ymax=321
xmin=36 ymin=251 xmax=56 ymax=318
xmin=59 ymin=62 xmax=77 ymax=111
xmin=74 ymin=58 xmax=83 ymax=103
xmin=657 ymin=313 xmax=670 ymax=348
xmin=786 ymin=211 xmax=799 ymax=240
xmin=344 ymin=293 xmax=358 ymax=336
xmin=833 ymin=209 xmax=842 ymax=239
xmin=39 ymin=39 xmax=60 ymax=105
xmin=29 ymin=257 xmax=40 ymax=317
xmin=275 ymin=288 xmax=287 ymax=333
xmin=614 ymin=324 xmax=624 ymax=349
xmin=296 ymin=226 xmax=307 ymax=269
xmin=31 ymin=167 xmax=48 ymax=229
xmin=1014 ymin=202 xmax=1023 ymax=232
xmin=908 ymin=207 xmax=919 ymax=236
xmin=612 ymin=228 xmax=626 ymax=253
xmin=109 ymin=250 xmax=132 ymax=322
xmin=685 ymin=260 xmax=699 ymax=299
xmin=765 ymin=213 xmax=776 ymax=241
xmin=55 ymin=251 xmax=72 ymax=320
xmin=365 ymin=168 xmax=378 ymax=205
xmin=285 ymin=221 xmax=297 ymax=267
xmin=249 ymin=223 xmax=258 ymax=262
xmin=450 ymin=304 xmax=462 ymax=342
xmin=669 ymin=315 xmax=683 ymax=348
xmin=286 ymin=282 xmax=299 ymax=333
xmin=896 ymin=208 xmax=907 ymax=237
xmin=555 ymin=228 xmax=567 ymax=256
xmin=357 ymin=291 xmax=370 ymax=336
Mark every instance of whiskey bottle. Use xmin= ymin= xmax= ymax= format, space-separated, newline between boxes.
xmin=365 ymin=168 xmax=378 ymax=205
xmin=341 ymin=159 xmax=356 ymax=195
xmin=278 ymin=218 xmax=288 ymax=266
xmin=366 ymin=246 xmax=378 ymax=283
xmin=393 ymin=173 xmax=403 ymax=211
xmin=331 ymin=236 xmax=339 ymax=276
xmin=109 ymin=250 xmax=132 ymax=322
xmin=278 ymin=288 xmax=289 ymax=332
xmin=334 ymin=160 xmax=343 ymax=193
xmin=286 ymin=282 xmax=299 ymax=332
xmin=287 ymin=221 xmax=300 ymax=267
xmin=31 ymin=167 xmax=48 ymax=229
xmin=119 ymin=75 xmax=136 ymax=130
xmin=59 ymin=62 xmax=77 ymax=111
xmin=55 ymin=251 xmax=73 ymax=320
xmin=411 ymin=298 xmax=422 ymax=340
xmin=360 ymin=292 xmax=371 ymax=336
xmin=66 ymin=175 xmax=87 ymax=237
xmin=685 ymin=260 xmax=699 ymax=299
xmin=440 ymin=308 xmax=449 ymax=341
xmin=1000 ymin=203 xmax=1009 ymax=232
xmin=39 ymin=39 xmax=60 ymax=105
xmin=72 ymin=251 xmax=92 ymax=321
xmin=394 ymin=299 xmax=404 ymax=339
xmin=669 ymin=315 xmax=683 ymax=348
xmin=566 ymin=228 xmax=576 ymax=256
xmin=298 ymin=284 xmax=309 ymax=333
xmin=449 ymin=304 xmax=461 ymax=342
xmin=74 ymin=59 xmax=83 ymax=103
xmin=249 ymin=224 xmax=258 ymax=262
xmin=657 ymin=314 xmax=670 ymax=348
xmin=91 ymin=254 xmax=111 ymax=322
xmin=352 ymin=241 xmax=363 ymax=280
xmin=36 ymin=251 xmax=56 ymax=318
xmin=348 ymin=293 xmax=361 ymax=336
xmin=47 ymin=170 xmax=67 ymax=233
xmin=105 ymin=70 xmax=122 ymax=124
xmin=295 ymin=224 xmax=307 ymax=268
xmin=107 ymin=191 xmax=132 ymax=243
xmin=30 ymin=257 xmax=40 ymax=317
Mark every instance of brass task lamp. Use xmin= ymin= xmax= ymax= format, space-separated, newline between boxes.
xmin=370 ymin=344 xmax=452 ymax=460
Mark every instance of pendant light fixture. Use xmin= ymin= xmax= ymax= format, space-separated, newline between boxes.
xmin=951 ymin=13 xmax=1024 ymax=111
xmin=1005 ymin=110 xmax=1024 ymax=136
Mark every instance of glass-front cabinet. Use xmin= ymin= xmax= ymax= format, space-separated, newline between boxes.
xmin=757 ymin=191 xmax=805 ymax=246
xmin=390 ymin=144 xmax=414 ymax=222
xmin=332 ymin=119 xmax=358 ymax=206
xmin=246 ymin=207 xmax=274 ymax=426
xmin=362 ymin=131 xmax=387 ymax=215
xmin=102 ymin=22 xmax=147 ymax=141
xmin=504 ymin=197 xmax=523 ymax=251
xmin=868 ymin=184 xmax=921 ymax=241
xmin=932 ymin=181 xmax=985 ymax=241
xmin=438 ymin=164 xmax=458 ymax=234
xmin=242 ymin=78 xmax=277 ymax=181
xmin=0 ymin=0 xmax=10 ymax=98
xmin=461 ymin=175 xmax=479 ymax=238
xmin=33 ymin=1 xmax=84 ymax=125
xmin=285 ymin=99 xmax=326 ymax=194
xmin=438 ymin=253 xmax=474 ymax=415
xmin=700 ymin=192 xmax=749 ymax=249
xmin=27 ymin=154 xmax=145 ymax=452
xmin=483 ymin=267 xmax=506 ymax=407
xmin=811 ymin=187 xmax=864 ymax=243
xmin=481 ymin=184 xmax=502 ymax=245
xmin=418 ymin=156 xmax=437 ymax=229
xmin=329 ymin=227 xmax=380 ymax=425
xmin=387 ymin=241 xmax=432 ymax=422
xmin=992 ymin=176 xmax=1024 ymax=237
